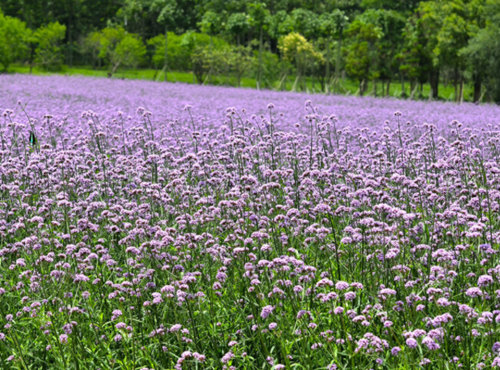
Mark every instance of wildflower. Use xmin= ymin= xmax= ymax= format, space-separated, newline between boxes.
xmin=261 ymin=305 xmax=274 ymax=319
xmin=391 ymin=346 xmax=401 ymax=356
xmin=335 ymin=281 xmax=350 ymax=290
xmin=406 ymin=338 xmax=418 ymax=348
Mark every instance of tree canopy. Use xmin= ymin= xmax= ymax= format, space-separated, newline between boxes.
xmin=1 ymin=0 xmax=499 ymax=102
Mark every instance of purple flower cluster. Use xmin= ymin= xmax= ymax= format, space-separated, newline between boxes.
xmin=0 ymin=74 xmax=499 ymax=368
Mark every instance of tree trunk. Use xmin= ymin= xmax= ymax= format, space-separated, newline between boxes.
xmin=325 ymin=37 xmax=331 ymax=92
xmin=386 ymin=80 xmax=390 ymax=96
xmin=454 ymin=66 xmax=459 ymax=102
xmin=163 ymin=27 xmax=168 ymax=82
xmin=473 ymin=73 xmax=482 ymax=103
xmin=459 ymin=75 xmax=464 ymax=104
xmin=372 ymin=79 xmax=377 ymax=96
xmin=409 ymin=81 xmax=418 ymax=99
xmin=207 ymin=35 xmax=214 ymax=83
xmin=359 ymin=80 xmax=366 ymax=95
xmin=335 ymin=29 xmax=343 ymax=91
xmin=257 ymin=27 xmax=263 ymax=89
xmin=429 ymin=68 xmax=439 ymax=100
xmin=400 ymin=73 xmax=406 ymax=98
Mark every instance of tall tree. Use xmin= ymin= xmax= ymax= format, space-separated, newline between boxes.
xmin=279 ymin=32 xmax=324 ymax=91
xmin=416 ymin=1 xmax=444 ymax=99
xmin=247 ymin=2 xmax=270 ymax=89
xmin=461 ymin=0 xmax=500 ymax=102
xmin=344 ymin=14 xmax=382 ymax=95
xmin=319 ymin=10 xmax=348 ymax=91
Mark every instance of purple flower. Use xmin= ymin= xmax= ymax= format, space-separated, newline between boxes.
xmin=391 ymin=346 xmax=401 ymax=356
xmin=261 ymin=305 xmax=274 ymax=319
xmin=422 ymin=336 xmax=440 ymax=350
xmin=335 ymin=281 xmax=349 ymax=290
xmin=466 ymin=287 xmax=483 ymax=297
xmin=406 ymin=338 xmax=418 ymax=348
xmin=478 ymin=275 xmax=493 ymax=287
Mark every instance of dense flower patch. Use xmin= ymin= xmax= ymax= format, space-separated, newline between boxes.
xmin=0 ymin=75 xmax=499 ymax=369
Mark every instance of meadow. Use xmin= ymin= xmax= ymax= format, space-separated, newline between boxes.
xmin=0 ymin=74 xmax=499 ymax=369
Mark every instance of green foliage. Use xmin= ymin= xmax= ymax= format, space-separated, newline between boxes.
xmin=33 ymin=22 xmax=67 ymax=71
xmin=319 ymin=9 xmax=349 ymax=38
xmin=198 ymin=10 xmax=222 ymax=36
xmin=226 ymin=12 xmax=250 ymax=44
xmin=180 ymin=32 xmax=230 ymax=82
xmin=148 ymin=32 xmax=190 ymax=71
xmin=114 ymin=33 xmax=146 ymax=69
xmin=461 ymin=0 xmax=500 ymax=102
xmin=268 ymin=10 xmax=294 ymax=40
xmin=279 ymin=32 xmax=324 ymax=90
xmin=290 ymin=8 xmax=320 ymax=39
xmin=1 ymin=0 xmax=500 ymax=102
xmin=90 ymin=26 xmax=146 ymax=77
xmin=81 ymin=31 xmax=102 ymax=67
xmin=343 ymin=16 xmax=382 ymax=94
xmin=0 ymin=10 xmax=30 ymax=71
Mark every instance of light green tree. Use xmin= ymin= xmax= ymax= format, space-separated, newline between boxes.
xmin=93 ymin=26 xmax=146 ymax=77
xmin=33 ymin=22 xmax=67 ymax=71
xmin=279 ymin=32 xmax=324 ymax=91
xmin=0 ymin=10 xmax=30 ymax=71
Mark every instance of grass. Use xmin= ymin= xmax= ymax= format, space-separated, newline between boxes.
xmin=8 ymin=64 xmax=475 ymax=102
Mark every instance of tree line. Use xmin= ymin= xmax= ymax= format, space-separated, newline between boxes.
xmin=1 ymin=0 xmax=499 ymax=103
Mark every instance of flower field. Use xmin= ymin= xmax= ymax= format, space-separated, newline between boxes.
xmin=0 ymin=74 xmax=500 ymax=369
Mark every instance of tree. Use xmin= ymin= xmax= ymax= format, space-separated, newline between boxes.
xmin=361 ymin=9 xmax=405 ymax=96
xmin=279 ymin=32 xmax=324 ymax=91
xmin=290 ymin=8 xmax=320 ymax=40
xmin=33 ymin=22 xmax=67 ymax=71
xmin=180 ymin=31 xmax=229 ymax=83
xmin=433 ymin=2 xmax=471 ymax=102
xmin=398 ymin=16 xmax=432 ymax=98
xmin=461 ymin=0 xmax=500 ymax=102
xmin=343 ymin=16 xmax=382 ymax=95
xmin=153 ymin=0 xmax=181 ymax=81
xmin=198 ymin=10 xmax=223 ymax=82
xmin=226 ymin=12 xmax=250 ymax=46
xmin=247 ymin=2 xmax=270 ymax=89
xmin=148 ymin=32 xmax=190 ymax=76
xmin=0 ymin=10 xmax=30 ymax=71
xmin=416 ymin=1 xmax=444 ymax=99
xmin=94 ymin=26 xmax=146 ymax=77
xmin=361 ymin=0 xmax=420 ymax=12
xmin=319 ymin=9 xmax=348 ymax=91
xmin=228 ymin=46 xmax=253 ymax=87
xmin=120 ymin=0 xmax=181 ymax=81
xmin=81 ymin=30 xmax=102 ymax=68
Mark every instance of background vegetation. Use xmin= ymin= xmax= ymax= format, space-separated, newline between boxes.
xmin=1 ymin=0 xmax=500 ymax=103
